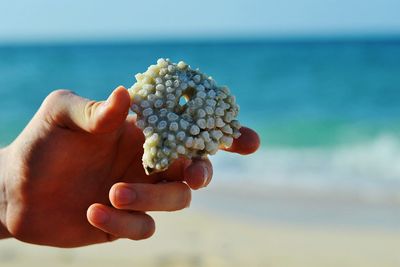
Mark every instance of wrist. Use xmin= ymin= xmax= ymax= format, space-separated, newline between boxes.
xmin=0 ymin=146 xmax=11 ymax=239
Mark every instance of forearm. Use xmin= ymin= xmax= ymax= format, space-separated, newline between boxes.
xmin=0 ymin=147 xmax=11 ymax=239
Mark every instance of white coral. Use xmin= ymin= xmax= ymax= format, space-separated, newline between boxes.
xmin=128 ymin=58 xmax=241 ymax=175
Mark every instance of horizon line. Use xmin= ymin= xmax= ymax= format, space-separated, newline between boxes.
xmin=1 ymin=33 xmax=400 ymax=46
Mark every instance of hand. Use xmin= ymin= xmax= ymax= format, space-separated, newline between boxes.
xmin=0 ymin=86 xmax=260 ymax=248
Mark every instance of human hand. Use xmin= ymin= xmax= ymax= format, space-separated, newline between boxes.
xmin=0 ymin=86 xmax=259 ymax=247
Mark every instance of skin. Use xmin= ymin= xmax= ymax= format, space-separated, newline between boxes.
xmin=0 ymin=86 xmax=260 ymax=248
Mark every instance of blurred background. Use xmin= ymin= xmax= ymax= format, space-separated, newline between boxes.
xmin=1 ymin=0 xmax=400 ymax=266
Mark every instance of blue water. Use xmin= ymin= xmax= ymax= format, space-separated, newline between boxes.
xmin=1 ymin=40 xmax=400 ymax=146
xmin=1 ymin=39 xmax=400 ymax=194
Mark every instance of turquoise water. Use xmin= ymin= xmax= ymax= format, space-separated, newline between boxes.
xmin=1 ymin=39 xmax=400 ymax=193
xmin=1 ymin=40 xmax=400 ymax=147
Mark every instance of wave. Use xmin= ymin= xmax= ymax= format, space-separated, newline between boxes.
xmin=211 ymin=134 xmax=400 ymax=202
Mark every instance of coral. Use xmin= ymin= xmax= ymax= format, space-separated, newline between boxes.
xmin=128 ymin=58 xmax=241 ymax=175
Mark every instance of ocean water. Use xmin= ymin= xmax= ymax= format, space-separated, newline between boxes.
xmin=1 ymin=39 xmax=400 ymax=200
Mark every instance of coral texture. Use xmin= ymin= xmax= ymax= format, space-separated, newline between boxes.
xmin=128 ymin=58 xmax=241 ymax=175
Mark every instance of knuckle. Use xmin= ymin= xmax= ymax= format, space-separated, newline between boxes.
xmin=44 ymin=89 xmax=73 ymax=105
xmin=6 ymin=206 xmax=37 ymax=243
xmin=83 ymin=100 xmax=98 ymax=121
xmin=7 ymin=217 xmax=24 ymax=240
xmin=135 ymin=184 xmax=158 ymax=205
xmin=40 ymin=90 xmax=74 ymax=123
xmin=83 ymin=100 xmax=105 ymax=134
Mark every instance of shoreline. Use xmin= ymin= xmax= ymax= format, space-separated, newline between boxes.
xmin=192 ymin=184 xmax=400 ymax=230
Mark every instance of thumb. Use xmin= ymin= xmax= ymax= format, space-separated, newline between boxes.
xmin=44 ymin=86 xmax=131 ymax=134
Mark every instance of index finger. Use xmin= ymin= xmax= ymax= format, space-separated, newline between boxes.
xmin=221 ymin=127 xmax=260 ymax=155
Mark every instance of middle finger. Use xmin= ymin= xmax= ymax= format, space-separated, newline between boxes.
xmin=109 ymin=182 xmax=191 ymax=211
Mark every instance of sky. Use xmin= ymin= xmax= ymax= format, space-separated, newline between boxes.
xmin=0 ymin=0 xmax=400 ymax=42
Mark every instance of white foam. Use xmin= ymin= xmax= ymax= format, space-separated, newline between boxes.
xmin=211 ymin=135 xmax=400 ymax=202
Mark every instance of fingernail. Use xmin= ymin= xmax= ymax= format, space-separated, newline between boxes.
xmin=91 ymin=207 xmax=109 ymax=224
xmin=202 ymin=166 xmax=209 ymax=187
xmin=185 ymin=191 xmax=191 ymax=208
xmin=116 ymin=187 xmax=136 ymax=205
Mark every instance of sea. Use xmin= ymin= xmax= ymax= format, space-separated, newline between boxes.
xmin=1 ymin=38 xmax=400 ymax=207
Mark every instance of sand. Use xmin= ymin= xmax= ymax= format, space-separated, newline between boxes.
xmin=0 ymin=206 xmax=399 ymax=267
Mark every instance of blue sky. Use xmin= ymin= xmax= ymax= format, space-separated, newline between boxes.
xmin=0 ymin=0 xmax=399 ymax=42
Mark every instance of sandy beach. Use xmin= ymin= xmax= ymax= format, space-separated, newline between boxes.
xmin=1 ymin=186 xmax=399 ymax=267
